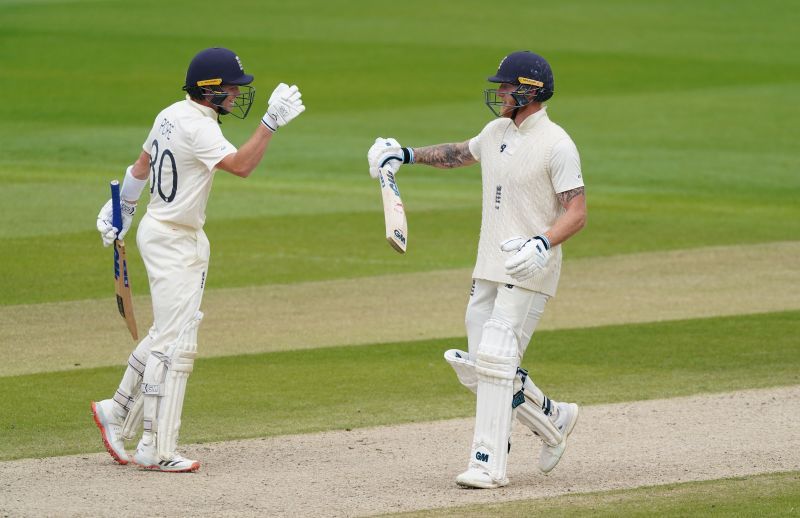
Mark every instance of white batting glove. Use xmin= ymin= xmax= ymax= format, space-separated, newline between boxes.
xmin=367 ymin=137 xmax=403 ymax=179
xmin=96 ymin=199 xmax=136 ymax=247
xmin=501 ymin=235 xmax=551 ymax=281
xmin=262 ymin=83 xmax=305 ymax=131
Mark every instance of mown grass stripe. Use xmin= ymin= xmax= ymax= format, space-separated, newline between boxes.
xmin=1 ymin=310 xmax=797 ymax=461
xmin=387 ymin=471 xmax=800 ymax=517
xmin=2 ymin=241 xmax=797 ymax=377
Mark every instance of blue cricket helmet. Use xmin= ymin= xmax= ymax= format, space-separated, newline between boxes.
xmin=182 ymin=47 xmax=255 ymax=119
xmin=184 ymin=47 xmax=253 ymax=89
xmin=488 ymin=50 xmax=554 ymax=102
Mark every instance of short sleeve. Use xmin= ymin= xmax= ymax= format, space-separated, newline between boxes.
xmin=468 ymin=134 xmax=481 ymax=161
xmin=550 ymin=136 xmax=584 ymax=193
xmin=142 ymin=117 xmax=158 ymax=154
xmin=193 ymin=120 xmax=237 ymax=172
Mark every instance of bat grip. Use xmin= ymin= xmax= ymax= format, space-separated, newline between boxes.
xmin=110 ymin=180 xmax=122 ymax=238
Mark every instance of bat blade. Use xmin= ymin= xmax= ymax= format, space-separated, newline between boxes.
xmin=111 ymin=180 xmax=138 ymax=341
xmin=378 ymin=166 xmax=407 ymax=254
xmin=114 ymin=239 xmax=139 ymax=340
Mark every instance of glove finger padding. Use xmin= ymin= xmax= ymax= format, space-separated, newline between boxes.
xmin=381 ymin=159 xmax=401 ymax=175
xmin=505 ymin=256 xmax=532 ymax=276
xmin=500 ymin=236 xmax=528 ymax=253
xmin=269 ymin=83 xmax=290 ymax=102
xmin=368 ymin=137 xmax=403 ymax=179
xmin=97 ymin=199 xmax=116 ymax=247
xmin=504 ymin=249 xmax=531 ymax=270
xmin=284 ymin=85 xmax=301 ymax=103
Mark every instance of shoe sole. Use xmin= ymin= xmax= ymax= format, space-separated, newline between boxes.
xmin=455 ymin=479 xmax=504 ymax=489
xmin=455 ymin=468 xmax=508 ymax=489
xmin=90 ymin=401 xmax=129 ymax=465
xmin=132 ymin=458 xmax=201 ymax=473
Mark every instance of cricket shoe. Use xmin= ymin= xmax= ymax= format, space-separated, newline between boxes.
xmin=539 ymin=402 xmax=579 ymax=473
xmin=455 ymin=467 xmax=508 ymax=489
xmin=132 ymin=442 xmax=200 ymax=473
xmin=90 ymin=400 xmax=129 ymax=465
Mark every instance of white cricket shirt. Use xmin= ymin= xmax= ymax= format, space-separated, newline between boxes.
xmin=468 ymin=107 xmax=583 ymax=296
xmin=142 ymin=98 xmax=236 ymax=230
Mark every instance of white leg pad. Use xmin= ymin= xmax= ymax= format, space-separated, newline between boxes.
xmin=121 ymin=394 xmax=143 ymax=441
xmin=513 ymin=369 xmax=562 ymax=447
xmin=446 ymin=348 xmax=562 ymax=448
xmin=444 ymin=349 xmax=477 ymax=393
xmin=140 ymin=312 xmax=202 ymax=461
xmin=461 ymin=319 xmax=518 ymax=487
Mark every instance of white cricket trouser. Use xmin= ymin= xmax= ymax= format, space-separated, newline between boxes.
xmin=136 ymin=213 xmax=209 ymax=355
xmin=465 ymin=279 xmax=549 ymax=361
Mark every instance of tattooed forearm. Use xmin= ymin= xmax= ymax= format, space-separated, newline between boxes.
xmin=412 ymin=141 xmax=476 ymax=169
xmin=556 ymin=186 xmax=585 ymax=207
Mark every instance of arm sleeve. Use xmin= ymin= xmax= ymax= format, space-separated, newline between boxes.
xmin=468 ymin=124 xmax=487 ymax=161
xmin=549 ymin=136 xmax=584 ymax=193
xmin=193 ymin=120 xmax=238 ymax=172
xmin=142 ymin=121 xmax=157 ymax=153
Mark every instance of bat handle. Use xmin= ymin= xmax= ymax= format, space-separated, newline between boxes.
xmin=110 ymin=180 xmax=122 ymax=239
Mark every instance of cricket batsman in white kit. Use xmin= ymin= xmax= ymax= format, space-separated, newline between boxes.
xmin=368 ymin=51 xmax=586 ymax=488
xmin=92 ymin=47 xmax=305 ymax=472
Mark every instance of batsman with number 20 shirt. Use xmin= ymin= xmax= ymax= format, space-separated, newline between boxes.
xmin=92 ymin=47 xmax=305 ymax=472
xmin=368 ymin=51 xmax=587 ymax=489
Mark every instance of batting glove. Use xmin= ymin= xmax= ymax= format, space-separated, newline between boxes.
xmin=262 ymin=83 xmax=305 ymax=131
xmin=96 ymin=198 xmax=136 ymax=247
xmin=368 ymin=137 xmax=404 ymax=179
xmin=500 ymin=235 xmax=551 ymax=281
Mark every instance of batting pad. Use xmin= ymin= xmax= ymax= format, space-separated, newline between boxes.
xmin=513 ymin=369 xmax=561 ymax=446
xmin=468 ymin=319 xmax=519 ymax=485
xmin=140 ymin=312 xmax=202 ymax=460
xmin=444 ymin=349 xmax=478 ymax=393
xmin=121 ymin=394 xmax=143 ymax=441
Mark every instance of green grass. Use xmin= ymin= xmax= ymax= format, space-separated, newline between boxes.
xmin=1 ymin=1 xmax=798 ymax=513
xmin=388 ymin=471 xmax=800 ymax=517
xmin=1 ymin=310 xmax=797 ymax=461
xmin=3 ymin=185 xmax=799 ymax=304
xmin=1 ymin=0 xmax=799 ymax=305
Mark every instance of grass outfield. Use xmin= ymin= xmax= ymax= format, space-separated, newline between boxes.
xmin=1 ymin=310 xmax=797 ymax=462
xmin=1 ymin=0 xmax=798 ymax=514
xmin=1 ymin=0 xmax=799 ymax=304
xmin=389 ymin=471 xmax=800 ymax=517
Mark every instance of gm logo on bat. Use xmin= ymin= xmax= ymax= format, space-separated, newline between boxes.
xmin=394 ymin=229 xmax=406 ymax=245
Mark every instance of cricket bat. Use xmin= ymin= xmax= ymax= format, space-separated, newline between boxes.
xmin=378 ymin=165 xmax=407 ymax=253
xmin=111 ymin=180 xmax=138 ymax=341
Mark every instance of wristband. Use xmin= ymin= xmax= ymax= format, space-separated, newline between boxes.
xmin=120 ymin=165 xmax=148 ymax=203
xmin=533 ymin=234 xmax=551 ymax=250
xmin=261 ymin=116 xmax=277 ymax=132
xmin=401 ymin=147 xmax=414 ymax=164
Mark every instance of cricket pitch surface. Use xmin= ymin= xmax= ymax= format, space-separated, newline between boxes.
xmin=2 ymin=385 xmax=798 ymax=516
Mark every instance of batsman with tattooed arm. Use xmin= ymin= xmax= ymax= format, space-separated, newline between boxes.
xmin=368 ymin=51 xmax=586 ymax=489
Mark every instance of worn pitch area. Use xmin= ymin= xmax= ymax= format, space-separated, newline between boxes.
xmin=1 ymin=386 xmax=798 ymax=516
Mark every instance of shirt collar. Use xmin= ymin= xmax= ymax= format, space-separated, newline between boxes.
xmin=517 ymin=105 xmax=548 ymax=133
xmin=185 ymin=95 xmax=219 ymax=119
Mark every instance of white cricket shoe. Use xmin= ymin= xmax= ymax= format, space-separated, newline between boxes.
xmin=539 ymin=402 xmax=579 ymax=473
xmin=455 ymin=467 xmax=508 ymax=489
xmin=90 ymin=400 xmax=129 ymax=465
xmin=132 ymin=441 xmax=200 ymax=473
